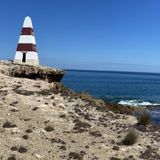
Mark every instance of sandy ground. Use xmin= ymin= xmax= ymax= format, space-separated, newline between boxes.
xmin=0 ymin=73 xmax=159 ymax=160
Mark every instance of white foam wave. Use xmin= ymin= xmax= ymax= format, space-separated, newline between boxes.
xmin=150 ymin=109 xmax=160 ymax=114
xmin=118 ymin=100 xmax=160 ymax=107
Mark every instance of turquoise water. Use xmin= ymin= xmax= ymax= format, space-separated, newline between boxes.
xmin=62 ymin=70 xmax=160 ymax=124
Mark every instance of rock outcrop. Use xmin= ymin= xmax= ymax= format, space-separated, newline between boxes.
xmin=0 ymin=60 xmax=64 ymax=82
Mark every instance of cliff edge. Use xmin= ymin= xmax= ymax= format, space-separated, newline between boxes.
xmin=0 ymin=60 xmax=64 ymax=82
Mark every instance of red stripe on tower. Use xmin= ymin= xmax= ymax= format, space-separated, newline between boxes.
xmin=17 ymin=44 xmax=37 ymax=52
xmin=21 ymin=28 xmax=34 ymax=35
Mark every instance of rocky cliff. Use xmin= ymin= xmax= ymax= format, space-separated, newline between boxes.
xmin=0 ymin=61 xmax=64 ymax=82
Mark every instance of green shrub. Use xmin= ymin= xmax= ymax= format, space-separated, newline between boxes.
xmin=122 ymin=129 xmax=138 ymax=145
xmin=2 ymin=121 xmax=17 ymax=128
xmin=79 ymin=92 xmax=92 ymax=100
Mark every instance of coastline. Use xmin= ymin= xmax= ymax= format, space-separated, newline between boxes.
xmin=59 ymin=83 xmax=145 ymax=115
xmin=0 ymin=61 xmax=160 ymax=159
xmin=63 ymin=68 xmax=160 ymax=107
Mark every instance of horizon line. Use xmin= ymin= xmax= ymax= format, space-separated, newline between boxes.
xmin=64 ymin=68 xmax=160 ymax=75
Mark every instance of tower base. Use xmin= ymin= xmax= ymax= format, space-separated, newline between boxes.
xmin=14 ymin=51 xmax=39 ymax=66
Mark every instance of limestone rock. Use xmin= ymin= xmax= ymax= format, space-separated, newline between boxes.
xmin=0 ymin=60 xmax=64 ymax=82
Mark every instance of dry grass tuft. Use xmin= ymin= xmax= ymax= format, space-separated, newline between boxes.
xmin=138 ymin=111 xmax=151 ymax=126
xmin=122 ymin=129 xmax=138 ymax=145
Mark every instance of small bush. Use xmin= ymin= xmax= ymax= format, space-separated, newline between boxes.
xmin=7 ymin=155 xmax=16 ymax=160
xmin=79 ymin=92 xmax=93 ymax=101
xmin=138 ymin=111 xmax=150 ymax=126
xmin=18 ymin=146 xmax=27 ymax=153
xmin=32 ymin=107 xmax=39 ymax=111
xmin=11 ymin=146 xmax=18 ymax=151
xmin=22 ymin=135 xmax=29 ymax=140
xmin=110 ymin=157 xmax=121 ymax=160
xmin=94 ymin=99 xmax=106 ymax=108
xmin=25 ymin=129 xmax=32 ymax=133
xmin=3 ymin=121 xmax=17 ymax=128
xmin=44 ymin=126 xmax=54 ymax=132
xmin=89 ymin=131 xmax=102 ymax=137
xmin=122 ymin=129 xmax=138 ymax=145
xmin=50 ymin=138 xmax=66 ymax=144
xmin=73 ymin=119 xmax=91 ymax=133
xmin=105 ymin=102 xmax=134 ymax=115
xmin=68 ymin=152 xmax=83 ymax=160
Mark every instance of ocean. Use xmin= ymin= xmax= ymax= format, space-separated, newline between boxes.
xmin=62 ymin=70 xmax=160 ymax=124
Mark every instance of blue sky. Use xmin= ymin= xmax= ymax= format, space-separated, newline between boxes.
xmin=1 ymin=0 xmax=160 ymax=72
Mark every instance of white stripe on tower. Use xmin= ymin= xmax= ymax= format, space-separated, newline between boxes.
xmin=18 ymin=35 xmax=36 ymax=44
xmin=22 ymin=16 xmax=33 ymax=28
xmin=14 ymin=16 xmax=39 ymax=65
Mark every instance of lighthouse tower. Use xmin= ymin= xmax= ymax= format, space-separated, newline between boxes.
xmin=14 ymin=16 xmax=39 ymax=65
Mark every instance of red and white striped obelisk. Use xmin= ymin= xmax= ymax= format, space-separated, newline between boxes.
xmin=14 ymin=16 xmax=39 ymax=65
